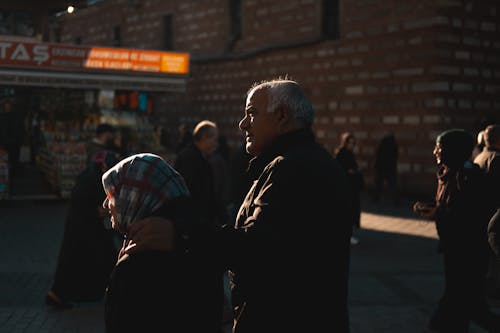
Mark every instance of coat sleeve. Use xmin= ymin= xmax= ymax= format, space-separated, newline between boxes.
xmin=488 ymin=209 xmax=500 ymax=258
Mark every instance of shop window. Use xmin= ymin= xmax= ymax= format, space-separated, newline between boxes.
xmin=113 ymin=25 xmax=121 ymax=47
xmin=227 ymin=0 xmax=241 ymax=50
xmin=163 ymin=15 xmax=173 ymax=50
xmin=322 ymin=0 xmax=339 ymax=39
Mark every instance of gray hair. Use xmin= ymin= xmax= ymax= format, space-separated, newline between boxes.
xmin=248 ymin=79 xmax=314 ymax=126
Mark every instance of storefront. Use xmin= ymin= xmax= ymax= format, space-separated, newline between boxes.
xmin=0 ymin=37 xmax=189 ymax=199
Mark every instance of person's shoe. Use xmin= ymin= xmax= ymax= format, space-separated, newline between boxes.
xmin=350 ymin=236 xmax=360 ymax=245
xmin=45 ymin=291 xmax=73 ymax=310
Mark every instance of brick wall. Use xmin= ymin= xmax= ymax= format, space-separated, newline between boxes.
xmin=57 ymin=0 xmax=500 ymax=195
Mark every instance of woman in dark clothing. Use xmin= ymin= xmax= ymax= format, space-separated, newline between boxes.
xmin=46 ymin=150 xmax=120 ymax=309
xmin=102 ymin=153 xmax=222 ymax=333
xmin=373 ymin=133 xmax=399 ymax=203
xmin=413 ymin=129 xmax=500 ymax=333
xmin=335 ymin=132 xmax=363 ymax=245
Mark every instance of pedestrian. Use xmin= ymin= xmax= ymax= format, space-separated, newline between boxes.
xmin=101 ymin=153 xmax=222 ymax=333
xmin=474 ymin=124 xmax=500 ymax=297
xmin=0 ymin=100 xmax=25 ymax=176
xmin=174 ymin=119 xmax=226 ymax=325
xmin=373 ymin=133 xmax=399 ymax=204
xmin=124 ymin=79 xmax=353 ymax=333
xmin=46 ymin=150 xmax=121 ymax=309
xmin=86 ymin=123 xmax=117 ymax=164
xmin=413 ymin=129 xmax=500 ymax=332
xmin=335 ymin=132 xmax=364 ymax=245
xmin=208 ymin=134 xmax=232 ymax=226
xmin=175 ymin=122 xmax=193 ymax=154
xmin=175 ymin=120 xmax=226 ymax=227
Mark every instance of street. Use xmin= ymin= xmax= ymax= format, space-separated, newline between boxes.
xmin=0 ymin=196 xmax=498 ymax=333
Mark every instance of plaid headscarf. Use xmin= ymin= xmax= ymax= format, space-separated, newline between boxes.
xmin=101 ymin=153 xmax=189 ymax=230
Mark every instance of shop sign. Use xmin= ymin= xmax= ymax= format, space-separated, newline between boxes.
xmin=0 ymin=38 xmax=189 ymax=75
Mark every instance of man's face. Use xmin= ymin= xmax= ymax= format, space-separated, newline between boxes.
xmin=239 ymin=88 xmax=280 ymax=156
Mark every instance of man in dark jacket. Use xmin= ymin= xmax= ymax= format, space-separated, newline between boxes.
xmin=175 ymin=120 xmax=223 ymax=227
xmin=125 ymin=79 xmax=353 ymax=333
xmin=86 ymin=123 xmax=117 ymax=163
xmin=0 ymin=100 xmax=25 ymax=175
xmin=474 ymin=124 xmax=500 ymax=297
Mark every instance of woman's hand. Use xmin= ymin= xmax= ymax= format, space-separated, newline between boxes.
xmin=413 ymin=201 xmax=436 ymax=220
xmin=125 ymin=217 xmax=176 ymax=254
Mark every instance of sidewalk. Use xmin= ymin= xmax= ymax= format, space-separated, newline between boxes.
xmin=0 ymin=197 xmax=498 ymax=332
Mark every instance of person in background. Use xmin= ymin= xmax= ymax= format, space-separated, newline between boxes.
xmin=102 ymin=153 xmax=222 ymax=333
xmin=86 ymin=123 xmax=117 ymax=163
xmin=208 ymin=135 xmax=231 ymax=225
xmin=175 ymin=120 xmax=225 ymax=227
xmin=46 ymin=150 xmax=120 ymax=309
xmin=474 ymin=124 xmax=500 ymax=298
xmin=335 ymin=132 xmax=364 ymax=245
xmin=124 ymin=79 xmax=353 ymax=333
xmin=175 ymin=122 xmax=193 ymax=154
xmin=174 ymin=119 xmax=225 ymax=326
xmin=413 ymin=129 xmax=500 ymax=333
xmin=373 ymin=133 xmax=399 ymax=204
xmin=0 ymin=100 xmax=25 ymax=176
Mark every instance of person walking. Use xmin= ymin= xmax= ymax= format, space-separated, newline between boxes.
xmin=86 ymin=123 xmax=117 ymax=164
xmin=413 ymin=129 xmax=500 ymax=332
xmin=373 ymin=133 xmax=399 ymax=204
xmin=124 ymin=79 xmax=353 ymax=333
xmin=474 ymin=124 xmax=500 ymax=298
xmin=0 ymin=100 xmax=25 ymax=177
xmin=46 ymin=150 xmax=120 ymax=309
xmin=335 ymin=132 xmax=364 ymax=245
xmin=102 ymin=153 xmax=222 ymax=333
xmin=173 ymin=119 xmax=226 ymax=325
xmin=174 ymin=120 xmax=225 ymax=227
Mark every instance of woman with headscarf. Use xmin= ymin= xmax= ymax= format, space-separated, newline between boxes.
xmin=413 ymin=129 xmax=499 ymax=332
xmin=46 ymin=150 xmax=121 ymax=309
xmin=101 ymin=153 xmax=222 ymax=333
xmin=335 ymin=132 xmax=363 ymax=245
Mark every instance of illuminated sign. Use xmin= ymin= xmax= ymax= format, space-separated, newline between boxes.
xmin=0 ymin=38 xmax=189 ymax=75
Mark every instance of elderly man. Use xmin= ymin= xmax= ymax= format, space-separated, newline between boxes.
xmin=125 ymin=79 xmax=353 ymax=333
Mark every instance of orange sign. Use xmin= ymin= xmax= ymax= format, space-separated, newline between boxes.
xmin=0 ymin=38 xmax=189 ymax=75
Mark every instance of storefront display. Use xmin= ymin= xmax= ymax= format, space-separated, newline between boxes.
xmin=0 ymin=37 xmax=189 ymax=200
xmin=37 ymin=142 xmax=87 ymax=198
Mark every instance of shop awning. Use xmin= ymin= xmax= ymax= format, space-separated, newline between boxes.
xmin=0 ymin=68 xmax=187 ymax=92
xmin=0 ymin=37 xmax=189 ymax=92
